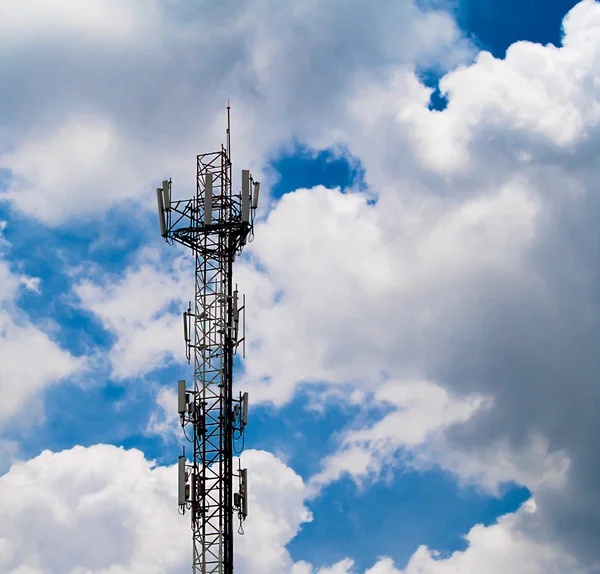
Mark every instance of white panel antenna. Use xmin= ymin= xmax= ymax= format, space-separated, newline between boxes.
xmin=204 ymin=172 xmax=213 ymax=226
xmin=162 ymin=180 xmax=170 ymax=212
xmin=241 ymin=170 xmax=250 ymax=223
xmin=241 ymin=468 xmax=248 ymax=518
xmin=242 ymin=392 xmax=248 ymax=427
xmin=178 ymin=380 xmax=187 ymax=415
xmin=156 ymin=187 xmax=166 ymax=237
xmin=252 ymin=181 xmax=260 ymax=209
xmin=178 ymin=455 xmax=187 ymax=505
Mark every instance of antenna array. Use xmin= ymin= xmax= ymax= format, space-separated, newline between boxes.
xmin=157 ymin=107 xmax=260 ymax=574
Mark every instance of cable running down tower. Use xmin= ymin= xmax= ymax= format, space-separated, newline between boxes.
xmin=156 ymin=107 xmax=259 ymax=574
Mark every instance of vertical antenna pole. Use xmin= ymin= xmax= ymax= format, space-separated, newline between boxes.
xmin=227 ymin=101 xmax=231 ymax=163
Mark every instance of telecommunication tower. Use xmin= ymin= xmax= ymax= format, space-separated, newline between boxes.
xmin=156 ymin=106 xmax=259 ymax=574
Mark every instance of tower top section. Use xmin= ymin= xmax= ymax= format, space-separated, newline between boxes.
xmin=156 ymin=106 xmax=260 ymax=256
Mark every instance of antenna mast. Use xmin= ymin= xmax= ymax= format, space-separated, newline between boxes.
xmin=157 ymin=106 xmax=260 ymax=574
xmin=226 ymin=100 xmax=231 ymax=160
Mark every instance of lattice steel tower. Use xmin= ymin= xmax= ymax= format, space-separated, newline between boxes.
xmin=156 ymin=107 xmax=258 ymax=574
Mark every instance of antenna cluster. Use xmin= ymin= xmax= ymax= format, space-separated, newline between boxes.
xmin=156 ymin=106 xmax=260 ymax=574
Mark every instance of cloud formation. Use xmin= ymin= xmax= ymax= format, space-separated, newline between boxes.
xmin=62 ymin=0 xmax=600 ymax=561
xmin=0 ymin=225 xmax=81 ymax=428
xmin=0 ymin=445 xmax=311 ymax=574
xmin=315 ymin=501 xmax=581 ymax=574
xmin=0 ymin=0 xmax=470 ymax=224
xmin=235 ymin=0 xmax=600 ymax=563
xmin=0 ymin=445 xmax=582 ymax=574
xmin=308 ymin=379 xmax=485 ymax=494
xmin=2 ymin=0 xmax=600 ymax=570
xmin=73 ymin=248 xmax=191 ymax=378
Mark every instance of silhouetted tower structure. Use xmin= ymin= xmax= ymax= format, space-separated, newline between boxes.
xmin=156 ymin=107 xmax=259 ymax=573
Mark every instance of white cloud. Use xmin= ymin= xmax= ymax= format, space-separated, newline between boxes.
xmin=146 ymin=386 xmax=180 ymax=442
xmin=237 ymin=180 xmax=540 ymax=405
xmin=0 ymin=228 xmax=81 ymax=426
xmin=317 ymin=560 xmax=358 ymax=574
xmin=0 ymin=0 xmax=147 ymax=43
xmin=226 ymin=1 xmax=600 ymax=560
xmin=366 ymin=500 xmax=581 ymax=574
xmin=0 ymin=116 xmax=147 ymax=222
xmin=0 ymin=444 xmax=586 ymax=574
xmin=0 ymin=444 xmax=188 ymax=574
xmin=308 ymin=378 xmax=571 ymax=500
xmin=344 ymin=1 xmax=600 ymax=187
xmin=308 ymin=379 xmax=485 ymax=494
xmin=0 ymin=0 xmax=471 ymax=225
xmin=236 ymin=450 xmax=313 ymax=574
xmin=430 ymin=435 xmax=571 ymax=495
xmin=0 ymin=445 xmax=311 ymax=574
xmin=0 ymin=310 xmax=81 ymax=422
xmin=3 ymin=0 xmax=600 ymax=567
xmin=295 ymin=501 xmax=583 ymax=574
xmin=73 ymin=248 xmax=192 ymax=378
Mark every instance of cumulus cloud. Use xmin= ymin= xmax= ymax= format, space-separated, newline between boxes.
xmin=0 ymin=227 xmax=81 ymax=426
xmin=3 ymin=0 xmax=600 ymax=569
xmin=146 ymin=386 xmax=180 ymax=441
xmin=0 ymin=0 xmax=471 ymax=225
xmin=340 ymin=1 xmax=600 ymax=560
xmin=1 ymin=116 xmax=149 ymax=222
xmin=72 ymin=248 xmax=192 ymax=378
xmin=236 ymin=450 xmax=313 ymax=574
xmin=232 ymin=1 xmax=600 ymax=563
xmin=0 ymin=443 xmax=586 ymax=574
xmin=0 ymin=310 xmax=82 ymax=421
xmin=305 ymin=381 xmax=569 ymax=498
xmin=308 ymin=379 xmax=485 ymax=494
xmin=314 ymin=501 xmax=582 ymax=574
xmin=0 ymin=445 xmax=312 ymax=574
xmin=0 ymin=444 xmax=187 ymax=574
xmin=237 ymin=180 xmax=540 ymax=404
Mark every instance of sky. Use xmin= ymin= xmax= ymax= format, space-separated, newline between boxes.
xmin=0 ymin=0 xmax=598 ymax=573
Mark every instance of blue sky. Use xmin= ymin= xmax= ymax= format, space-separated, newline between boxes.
xmin=457 ymin=0 xmax=580 ymax=57
xmin=0 ymin=1 xmax=598 ymax=573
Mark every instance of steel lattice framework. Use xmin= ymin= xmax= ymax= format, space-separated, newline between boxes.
xmin=157 ymin=110 xmax=256 ymax=574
